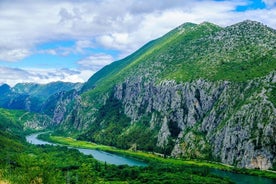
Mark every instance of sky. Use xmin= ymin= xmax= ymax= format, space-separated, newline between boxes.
xmin=0 ymin=0 xmax=276 ymax=86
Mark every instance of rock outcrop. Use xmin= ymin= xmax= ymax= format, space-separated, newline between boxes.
xmin=106 ymin=72 xmax=275 ymax=169
xmin=55 ymin=20 xmax=276 ymax=170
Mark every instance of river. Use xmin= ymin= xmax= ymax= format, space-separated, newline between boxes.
xmin=26 ymin=132 xmax=147 ymax=166
xmin=26 ymin=133 xmax=276 ymax=184
xmin=211 ymin=169 xmax=276 ymax=184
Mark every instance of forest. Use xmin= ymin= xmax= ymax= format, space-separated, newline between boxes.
xmin=0 ymin=108 xmax=234 ymax=183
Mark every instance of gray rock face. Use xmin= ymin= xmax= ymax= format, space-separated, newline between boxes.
xmin=111 ymin=72 xmax=276 ymax=169
xmin=55 ymin=20 xmax=276 ymax=169
xmin=23 ymin=114 xmax=52 ymax=130
xmin=58 ymin=71 xmax=275 ymax=170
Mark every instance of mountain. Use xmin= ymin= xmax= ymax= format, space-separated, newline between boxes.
xmin=12 ymin=82 xmax=82 ymax=99
xmin=0 ymin=84 xmax=11 ymax=94
xmin=0 ymin=108 xmax=52 ymax=134
xmin=50 ymin=20 xmax=276 ymax=170
xmin=0 ymin=82 xmax=82 ymax=113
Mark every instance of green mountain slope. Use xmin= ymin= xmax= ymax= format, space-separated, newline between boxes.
xmin=57 ymin=20 xmax=276 ymax=170
xmin=81 ymin=22 xmax=197 ymax=92
xmin=13 ymin=81 xmax=82 ymax=100
xmin=0 ymin=109 xmax=234 ymax=183
xmin=0 ymin=108 xmax=52 ymax=133
xmin=0 ymin=82 xmax=82 ymax=113
xmin=83 ymin=20 xmax=275 ymax=100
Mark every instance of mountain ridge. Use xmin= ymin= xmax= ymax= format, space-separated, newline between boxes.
xmin=1 ymin=20 xmax=275 ymax=170
xmin=66 ymin=20 xmax=276 ymax=170
xmin=82 ymin=20 xmax=275 ymax=97
xmin=0 ymin=81 xmax=82 ymax=113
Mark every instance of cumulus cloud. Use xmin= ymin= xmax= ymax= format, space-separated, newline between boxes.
xmin=75 ymin=40 xmax=93 ymax=53
xmin=0 ymin=48 xmax=31 ymax=62
xmin=97 ymin=33 xmax=130 ymax=51
xmin=0 ymin=0 xmax=276 ymax=85
xmin=37 ymin=39 xmax=94 ymax=56
xmin=0 ymin=67 xmax=92 ymax=86
xmin=78 ymin=53 xmax=114 ymax=71
xmin=262 ymin=0 xmax=276 ymax=7
xmin=1 ymin=0 xmax=276 ymax=62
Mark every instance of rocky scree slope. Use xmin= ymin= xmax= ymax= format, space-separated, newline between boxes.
xmin=56 ymin=20 xmax=276 ymax=170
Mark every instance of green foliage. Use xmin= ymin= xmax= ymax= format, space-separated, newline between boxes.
xmin=268 ymin=83 xmax=276 ymax=106
xmin=78 ymin=21 xmax=276 ymax=158
xmin=117 ymin=122 xmax=158 ymax=151
xmin=78 ymin=95 xmax=131 ymax=147
xmin=13 ymin=82 xmax=81 ymax=100
xmin=2 ymin=20 xmax=276 ymax=183
xmin=0 ymin=82 xmax=81 ymax=113
xmin=0 ymin=109 xmax=21 ymax=128
xmin=0 ymin=128 xmax=235 ymax=184
xmin=79 ymin=102 xmax=160 ymax=152
xmin=82 ymin=21 xmax=276 ymax=106
xmin=81 ymin=23 xmax=199 ymax=104
xmin=41 ymin=133 xmax=276 ymax=181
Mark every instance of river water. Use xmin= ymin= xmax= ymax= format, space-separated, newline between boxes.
xmin=26 ymin=133 xmax=147 ymax=166
xmin=211 ymin=169 xmax=276 ymax=184
xmin=26 ymin=133 xmax=276 ymax=184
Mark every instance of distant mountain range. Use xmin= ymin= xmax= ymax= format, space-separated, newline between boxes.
xmin=0 ymin=82 xmax=82 ymax=113
xmin=1 ymin=20 xmax=275 ymax=170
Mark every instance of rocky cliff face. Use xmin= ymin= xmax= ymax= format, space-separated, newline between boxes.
xmin=56 ymin=20 xmax=276 ymax=170
xmin=64 ymin=71 xmax=276 ymax=169
xmin=110 ymin=72 xmax=275 ymax=169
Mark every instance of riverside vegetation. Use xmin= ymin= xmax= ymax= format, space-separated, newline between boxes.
xmin=0 ymin=109 xmax=233 ymax=183
xmin=61 ymin=20 xmax=276 ymax=170
xmin=0 ymin=20 xmax=276 ymax=183
xmin=39 ymin=133 xmax=276 ymax=179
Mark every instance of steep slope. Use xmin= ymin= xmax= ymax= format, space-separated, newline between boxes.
xmin=0 ymin=108 xmax=52 ymax=132
xmin=81 ymin=22 xmax=197 ymax=93
xmin=58 ymin=20 xmax=276 ymax=170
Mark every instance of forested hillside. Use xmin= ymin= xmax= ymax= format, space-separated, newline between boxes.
xmin=54 ymin=20 xmax=276 ymax=170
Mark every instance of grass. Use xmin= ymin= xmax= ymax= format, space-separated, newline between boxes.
xmin=81 ymin=21 xmax=276 ymax=112
xmin=82 ymin=23 xmax=221 ymax=104
xmin=41 ymin=134 xmax=276 ymax=179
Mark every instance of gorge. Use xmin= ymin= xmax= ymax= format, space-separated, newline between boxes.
xmin=0 ymin=20 xmax=276 ymax=183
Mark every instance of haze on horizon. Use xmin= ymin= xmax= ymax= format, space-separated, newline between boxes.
xmin=0 ymin=0 xmax=276 ymax=86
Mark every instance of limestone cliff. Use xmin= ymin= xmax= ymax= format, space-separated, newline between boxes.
xmin=55 ymin=20 xmax=276 ymax=170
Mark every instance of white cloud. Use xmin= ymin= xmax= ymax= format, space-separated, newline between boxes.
xmin=97 ymin=33 xmax=130 ymax=50
xmin=38 ymin=49 xmax=58 ymax=55
xmin=75 ymin=40 xmax=93 ymax=53
xmin=0 ymin=0 xmax=276 ymax=85
xmin=37 ymin=39 xmax=94 ymax=56
xmin=0 ymin=67 xmax=92 ymax=86
xmin=78 ymin=53 xmax=114 ymax=70
xmin=1 ymin=0 xmax=276 ymax=62
xmin=0 ymin=48 xmax=31 ymax=62
xmin=262 ymin=0 xmax=276 ymax=7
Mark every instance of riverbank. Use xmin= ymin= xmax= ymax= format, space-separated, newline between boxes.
xmin=39 ymin=133 xmax=276 ymax=180
xmin=26 ymin=133 xmax=235 ymax=184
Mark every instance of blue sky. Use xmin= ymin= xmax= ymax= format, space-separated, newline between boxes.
xmin=0 ymin=0 xmax=276 ymax=86
xmin=235 ymin=0 xmax=266 ymax=11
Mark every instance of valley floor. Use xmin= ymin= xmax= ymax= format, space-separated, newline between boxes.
xmin=40 ymin=133 xmax=276 ymax=180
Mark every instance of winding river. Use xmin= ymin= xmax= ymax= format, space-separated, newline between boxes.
xmin=26 ymin=132 xmax=147 ymax=167
xmin=26 ymin=133 xmax=276 ymax=184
